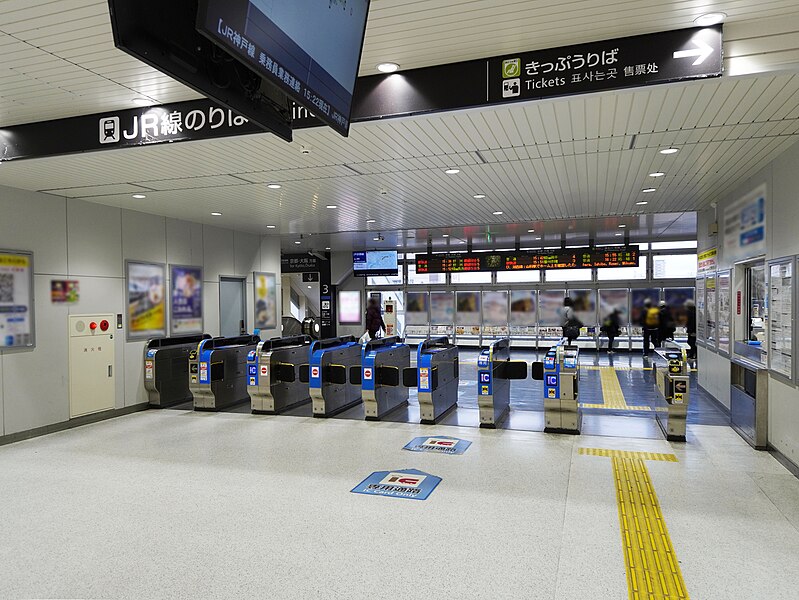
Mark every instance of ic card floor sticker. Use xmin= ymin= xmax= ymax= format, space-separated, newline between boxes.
xmin=351 ymin=469 xmax=442 ymax=501
xmin=402 ymin=435 xmax=472 ymax=455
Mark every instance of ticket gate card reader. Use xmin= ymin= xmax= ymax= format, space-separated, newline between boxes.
xmin=189 ymin=335 xmax=261 ymax=411
xmin=477 ymin=338 xmax=529 ymax=428
xmin=653 ymin=346 xmax=690 ymax=442
xmin=359 ymin=336 xmax=410 ymax=421
xmin=416 ymin=336 xmax=459 ymax=425
xmin=144 ymin=334 xmax=211 ymax=407
xmin=309 ymin=336 xmax=363 ymax=417
xmin=533 ymin=342 xmax=581 ymax=434
xmin=248 ymin=335 xmax=312 ymax=414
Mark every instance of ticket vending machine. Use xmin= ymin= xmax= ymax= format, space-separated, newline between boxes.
xmin=476 ymin=338 xmax=529 ymax=428
xmin=533 ymin=341 xmax=581 ymax=434
xmin=416 ymin=336 xmax=459 ymax=425
xmin=144 ymin=334 xmax=211 ymax=407
xmin=188 ymin=335 xmax=261 ymax=411
xmin=247 ymin=335 xmax=312 ymax=414
xmin=653 ymin=345 xmax=690 ymax=441
xmin=308 ymin=336 xmax=363 ymax=417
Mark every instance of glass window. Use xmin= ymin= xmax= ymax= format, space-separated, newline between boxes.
xmin=405 ymin=292 xmax=429 ymax=325
xmin=455 ymin=291 xmax=481 ymax=326
xmin=482 ymin=291 xmax=509 ymax=326
xmin=497 ymin=270 xmax=541 ymax=283
xmin=451 ymin=271 xmax=491 ymax=284
xmin=650 ymin=240 xmax=698 ymax=250
xmin=597 ymin=256 xmax=647 ymax=281
xmin=653 ymin=254 xmax=697 ymax=279
xmin=546 ymin=268 xmax=593 ymax=282
xmin=430 ymin=291 xmax=455 ymax=324
xmin=407 ymin=263 xmax=446 ymax=285
xmin=367 ymin=272 xmax=403 ymax=286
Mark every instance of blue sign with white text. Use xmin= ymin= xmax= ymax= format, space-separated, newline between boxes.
xmin=351 ymin=469 xmax=442 ymax=501
xmin=403 ymin=436 xmax=472 ymax=455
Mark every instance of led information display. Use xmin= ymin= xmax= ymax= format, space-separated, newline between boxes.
xmin=415 ymin=248 xmax=639 ymax=274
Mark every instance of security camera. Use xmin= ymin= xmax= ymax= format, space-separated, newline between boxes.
xmin=379 ymin=188 xmax=388 ymax=195
xmin=300 ymin=145 xmax=311 ymax=155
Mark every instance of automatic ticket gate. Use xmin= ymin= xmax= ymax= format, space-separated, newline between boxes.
xmin=416 ymin=336 xmax=459 ymax=425
xmin=247 ymin=335 xmax=312 ymax=414
xmin=533 ymin=341 xmax=581 ymax=434
xmin=309 ymin=336 xmax=363 ymax=417
xmin=144 ymin=334 xmax=211 ymax=407
xmin=653 ymin=344 xmax=690 ymax=441
xmin=189 ymin=335 xmax=261 ymax=411
xmin=476 ymin=338 xmax=529 ymax=428
xmin=358 ymin=336 xmax=410 ymax=421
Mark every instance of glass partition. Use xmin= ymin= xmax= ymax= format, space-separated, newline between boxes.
xmin=664 ymin=288 xmax=695 ymax=338
xmin=599 ymin=289 xmax=629 ymax=326
xmin=653 ymin=254 xmax=697 ymax=279
xmin=546 ymin=268 xmax=592 ymax=282
xmin=455 ymin=291 xmax=481 ymax=326
xmin=482 ymin=291 xmax=509 ymax=327
xmin=568 ymin=289 xmax=597 ymax=327
xmin=510 ymin=290 xmax=537 ymax=328
xmin=451 ymin=271 xmax=491 ymax=284
xmin=497 ymin=270 xmax=540 ymax=283
xmin=430 ymin=291 xmax=455 ymax=324
xmin=630 ymin=288 xmax=661 ymax=334
xmin=405 ymin=291 xmax=429 ymax=326
xmin=597 ymin=256 xmax=647 ymax=281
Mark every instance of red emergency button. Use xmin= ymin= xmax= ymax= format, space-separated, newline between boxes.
xmin=100 ymin=320 xmax=109 ymax=332
xmin=89 ymin=322 xmax=97 ymax=331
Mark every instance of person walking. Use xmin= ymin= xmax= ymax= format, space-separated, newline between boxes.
xmin=641 ymin=298 xmax=660 ymax=356
xmin=601 ymin=308 xmax=622 ymax=353
xmin=658 ymin=300 xmax=675 ymax=347
xmin=365 ymin=297 xmax=385 ymax=340
xmin=561 ymin=297 xmax=581 ymax=346
xmin=685 ymin=298 xmax=697 ymax=359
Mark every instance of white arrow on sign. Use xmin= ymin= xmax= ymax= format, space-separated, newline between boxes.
xmin=673 ymin=39 xmax=714 ymax=66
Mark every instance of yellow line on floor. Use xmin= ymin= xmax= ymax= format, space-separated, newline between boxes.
xmin=579 ymin=448 xmax=688 ymax=599
xmin=579 ymin=367 xmax=653 ymax=412
xmin=580 ymin=403 xmax=653 ymax=411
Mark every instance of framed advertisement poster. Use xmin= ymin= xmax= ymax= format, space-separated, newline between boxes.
xmin=170 ymin=265 xmax=203 ymax=334
xmin=705 ymin=273 xmax=718 ymax=349
xmin=126 ymin=260 xmax=166 ymax=341
xmin=0 ymin=249 xmax=35 ymax=349
xmin=338 ymin=290 xmax=362 ymax=325
xmin=717 ymin=270 xmax=732 ymax=356
xmin=254 ymin=272 xmax=278 ymax=330
xmin=768 ymin=258 xmax=794 ymax=382
xmin=696 ymin=277 xmax=706 ymax=345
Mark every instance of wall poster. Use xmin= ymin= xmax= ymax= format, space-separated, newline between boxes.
xmin=538 ymin=290 xmax=566 ymax=326
xmin=51 ymin=280 xmax=79 ymax=304
xmin=569 ymin=289 xmax=597 ymax=328
xmin=598 ymin=289 xmax=629 ymax=327
xmin=337 ymin=290 xmax=362 ymax=325
xmin=768 ymin=259 xmax=794 ymax=380
xmin=455 ymin=291 xmax=481 ymax=326
xmin=254 ymin=272 xmax=278 ymax=330
xmin=126 ymin=261 xmax=166 ymax=341
xmin=705 ymin=274 xmax=717 ymax=347
xmin=509 ymin=290 xmax=537 ymax=327
xmin=696 ymin=277 xmax=706 ymax=343
xmin=170 ymin=265 xmax=203 ymax=334
xmin=0 ymin=250 xmax=34 ymax=349
xmin=430 ymin=291 xmax=455 ymax=324
xmin=482 ymin=291 xmax=509 ymax=327
xmin=405 ymin=292 xmax=429 ymax=325
xmin=724 ymin=184 xmax=767 ymax=264
xmin=717 ymin=270 xmax=732 ymax=355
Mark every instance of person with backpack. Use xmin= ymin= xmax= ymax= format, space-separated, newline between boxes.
xmin=641 ymin=298 xmax=660 ymax=356
xmin=658 ymin=300 xmax=676 ymax=346
xmin=561 ymin=297 xmax=582 ymax=346
xmin=600 ymin=308 xmax=622 ymax=354
xmin=364 ymin=297 xmax=385 ymax=340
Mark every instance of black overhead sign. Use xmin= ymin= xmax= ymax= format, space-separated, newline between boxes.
xmin=0 ymin=26 xmax=722 ymax=162
xmin=281 ymin=254 xmax=325 ymax=273
xmin=488 ymin=26 xmax=722 ymax=104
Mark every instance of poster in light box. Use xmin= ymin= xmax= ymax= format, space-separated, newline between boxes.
xmin=127 ymin=261 xmax=166 ymax=340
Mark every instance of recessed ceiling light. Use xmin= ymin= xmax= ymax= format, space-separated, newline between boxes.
xmin=211 ymin=212 xmax=222 ymax=216
xmin=132 ymin=194 xmax=146 ymax=199
xmin=307 ymin=285 xmax=312 ymax=289
xmin=527 ymin=229 xmax=535 ymax=233
xmin=294 ymin=240 xmax=301 ymax=245
xmin=642 ymin=188 xmax=657 ymax=193
xmin=694 ymin=12 xmax=726 ymax=26
xmin=460 ymin=241 xmax=466 ymax=244
xmin=649 ymin=172 xmax=665 ymax=178
xmin=267 ymin=184 xmax=282 ymax=189
xmin=493 ymin=211 xmax=504 ymax=216
xmin=132 ymin=97 xmax=152 ymax=106
xmin=326 ymin=205 xmax=337 ymax=209
xmin=618 ymin=224 xmax=627 ymax=228
xmin=660 ymin=147 xmax=679 ymax=155
xmin=325 ymin=247 xmax=331 ymax=251
xmin=473 ymin=194 xmax=486 ymax=199
xmin=366 ymin=219 xmax=376 ymax=224
xmin=376 ymin=62 xmax=400 ymax=73
xmin=266 ymin=225 xmax=276 ymax=229
xmin=636 ymin=201 xmax=649 ymax=206
xmin=444 ymin=168 xmax=460 ymax=175
xmin=535 ymin=237 xmax=542 ymax=241
xmin=396 ymin=244 xmax=402 ymax=247
xmin=615 ymin=233 xmax=624 ymax=237
xmin=443 ymin=234 xmax=449 ymax=238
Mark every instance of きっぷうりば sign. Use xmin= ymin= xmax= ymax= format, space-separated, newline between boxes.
xmin=403 ymin=436 xmax=472 ymax=455
xmin=351 ymin=469 xmax=442 ymax=501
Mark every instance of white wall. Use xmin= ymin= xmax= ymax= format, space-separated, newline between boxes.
xmin=0 ymin=185 xmax=281 ymax=437
xmin=332 ymin=251 xmax=365 ymax=337
xmin=697 ymin=139 xmax=799 ymax=466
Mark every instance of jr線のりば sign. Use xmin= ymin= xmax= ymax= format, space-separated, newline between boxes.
xmin=351 ymin=469 xmax=442 ymax=501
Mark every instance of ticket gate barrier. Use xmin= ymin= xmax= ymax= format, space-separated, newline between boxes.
xmin=653 ymin=344 xmax=690 ymax=442
xmin=308 ymin=336 xmax=363 ymax=417
xmin=144 ymin=334 xmax=211 ymax=407
xmin=189 ymin=335 xmax=261 ymax=411
xmin=416 ymin=336 xmax=459 ymax=425
xmin=247 ymin=335 xmax=312 ymax=414
xmin=532 ymin=341 xmax=581 ymax=434
xmin=356 ymin=336 xmax=410 ymax=421
xmin=476 ymin=338 xmax=529 ymax=428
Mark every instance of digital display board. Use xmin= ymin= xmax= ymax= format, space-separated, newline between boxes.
xmin=353 ymin=251 xmax=399 ymax=277
xmin=197 ymin=0 xmax=371 ymax=136
xmin=415 ymin=248 xmax=639 ymax=273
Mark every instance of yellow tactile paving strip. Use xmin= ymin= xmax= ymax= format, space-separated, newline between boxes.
xmin=580 ymin=367 xmax=653 ymax=412
xmin=579 ymin=448 xmax=689 ymax=600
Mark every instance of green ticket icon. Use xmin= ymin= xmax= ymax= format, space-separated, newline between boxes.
xmin=502 ymin=58 xmax=521 ymax=78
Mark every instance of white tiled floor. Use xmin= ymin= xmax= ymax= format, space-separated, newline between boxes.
xmin=1 ymin=411 xmax=798 ymax=599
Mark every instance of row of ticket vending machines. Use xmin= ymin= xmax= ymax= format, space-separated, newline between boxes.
xmin=143 ymin=333 xmax=690 ymax=440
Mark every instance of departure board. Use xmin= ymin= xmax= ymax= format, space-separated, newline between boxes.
xmin=415 ymin=247 xmax=638 ymax=273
